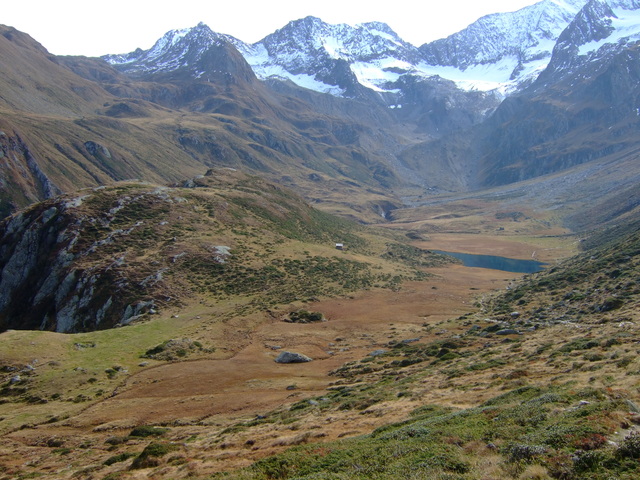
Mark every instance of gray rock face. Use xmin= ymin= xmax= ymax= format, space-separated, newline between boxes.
xmin=469 ymin=0 xmax=640 ymax=189
xmin=0 ymin=188 xmax=177 ymax=333
xmin=103 ymin=22 xmax=256 ymax=84
xmin=274 ymin=351 xmax=313 ymax=363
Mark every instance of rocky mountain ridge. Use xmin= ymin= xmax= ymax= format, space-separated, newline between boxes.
xmin=539 ymin=0 xmax=640 ymax=82
xmin=419 ymin=0 xmax=588 ymax=93
xmin=105 ymin=1 xmax=593 ymax=99
xmin=394 ymin=0 xmax=640 ymax=205
xmin=104 ymin=23 xmax=255 ymax=83
xmin=473 ymin=0 xmax=640 ymax=189
xmin=2 ymin=0 xmax=640 ymax=224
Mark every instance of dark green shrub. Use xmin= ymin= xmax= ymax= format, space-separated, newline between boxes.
xmin=105 ymin=436 xmax=128 ymax=445
xmin=559 ymin=338 xmax=600 ymax=353
xmin=286 ymin=310 xmax=324 ymax=323
xmin=53 ymin=448 xmax=72 ymax=455
xmin=377 ymin=425 xmax=432 ymax=441
xmin=129 ymin=425 xmax=169 ymax=438
xmin=104 ymin=452 xmax=136 ymax=466
xmin=505 ymin=443 xmax=546 ymax=462
xmin=583 ymin=352 xmax=604 ymax=362
xmin=143 ymin=342 xmax=167 ymax=356
xmin=601 ymin=297 xmax=624 ymax=311
xmin=130 ymin=442 xmax=178 ymax=470
xmin=573 ymin=450 xmax=606 ymax=473
xmin=617 ymin=432 xmax=640 ymax=459
xmin=252 ymin=456 xmax=292 ymax=478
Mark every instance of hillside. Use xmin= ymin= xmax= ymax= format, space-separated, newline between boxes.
xmin=0 ymin=168 xmax=445 ymax=333
xmin=0 ymin=24 xmax=406 ymax=223
xmin=208 ymin=222 xmax=640 ymax=480
xmin=0 ymin=192 xmax=638 ymax=479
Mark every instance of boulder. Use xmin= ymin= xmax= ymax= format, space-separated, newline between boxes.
xmin=369 ymin=349 xmax=387 ymax=357
xmin=275 ymin=351 xmax=312 ymax=363
xmin=496 ymin=329 xmax=520 ymax=335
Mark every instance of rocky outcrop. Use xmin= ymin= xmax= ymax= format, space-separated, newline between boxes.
xmin=0 ymin=131 xmax=62 ymax=218
xmin=0 ymin=187 xmax=173 ymax=333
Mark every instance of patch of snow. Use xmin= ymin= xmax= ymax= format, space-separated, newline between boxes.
xmin=350 ymin=57 xmax=416 ymax=92
xmin=578 ymin=6 xmax=640 ymax=56
xmin=321 ymin=36 xmax=345 ymax=59
xmin=253 ymin=59 xmax=346 ymax=95
xmin=416 ymin=51 xmax=550 ymax=94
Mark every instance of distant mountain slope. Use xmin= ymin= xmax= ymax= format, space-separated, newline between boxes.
xmin=101 ymin=20 xmax=501 ymax=142
xmin=397 ymin=0 xmax=640 ymax=210
xmin=0 ymin=24 xmax=412 ymax=223
xmin=104 ymin=1 xmax=587 ymax=102
xmin=475 ymin=0 xmax=640 ymax=187
xmin=0 ymin=26 xmax=111 ymax=116
xmin=419 ymin=0 xmax=587 ymax=93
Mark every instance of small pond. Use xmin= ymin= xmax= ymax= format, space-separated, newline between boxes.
xmin=432 ymin=250 xmax=546 ymax=273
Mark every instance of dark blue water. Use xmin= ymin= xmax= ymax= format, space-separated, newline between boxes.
xmin=433 ymin=250 xmax=546 ymax=273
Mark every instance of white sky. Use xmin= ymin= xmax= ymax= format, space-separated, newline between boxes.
xmin=3 ymin=0 xmax=540 ymax=56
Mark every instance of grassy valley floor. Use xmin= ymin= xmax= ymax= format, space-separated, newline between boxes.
xmin=2 ymin=207 xmax=639 ymax=480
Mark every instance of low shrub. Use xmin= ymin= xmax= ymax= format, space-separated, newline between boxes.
xmin=505 ymin=443 xmax=546 ymax=462
xmin=129 ymin=425 xmax=169 ymax=438
xmin=130 ymin=442 xmax=178 ymax=470
xmin=286 ymin=310 xmax=324 ymax=323
xmin=104 ymin=452 xmax=136 ymax=466
xmin=617 ymin=431 xmax=640 ymax=459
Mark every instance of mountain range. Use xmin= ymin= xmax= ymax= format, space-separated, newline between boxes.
xmin=105 ymin=0 xmax=588 ymax=97
xmin=1 ymin=0 xmax=640 ymax=224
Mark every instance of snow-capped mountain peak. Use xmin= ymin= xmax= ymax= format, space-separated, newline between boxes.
xmin=240 ymin=1 xmax=593 ymax=98
xmin=575 ymin=0 xmax=640 ymax=55
xmin=103 ymin=22 xmax=242 ymax=78
xmin=237 ymin=16 xmax=423 ymax=97
xmin=541 ymin=0 xmax=640 ymax=79
xmin=101 ymin=0 xmax=640 ymax=103
xmin=255 ymin=16 xmax=413 ymax=61
xmin=417 ymin=0 xmax=588 ymax=93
